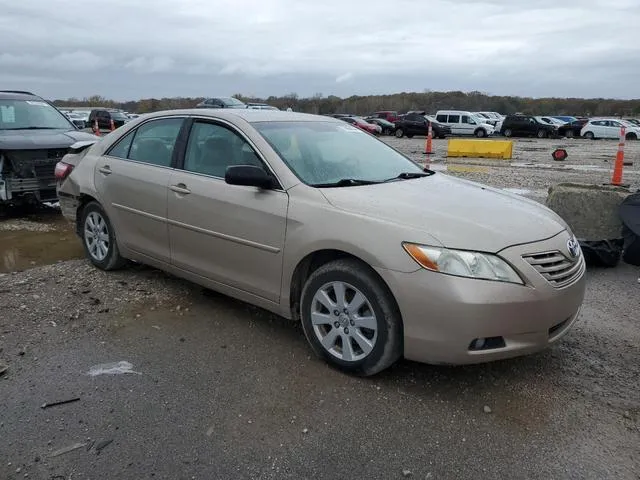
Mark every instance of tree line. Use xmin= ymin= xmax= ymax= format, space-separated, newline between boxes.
xmin=52 ymin=91 xmax=640 ymax=117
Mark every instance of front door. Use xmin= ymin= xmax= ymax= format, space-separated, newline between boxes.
xmin=94 ymin=116 xmax=185 ymax=263
xmin=167 ymin=119 xmax=288 ymax=303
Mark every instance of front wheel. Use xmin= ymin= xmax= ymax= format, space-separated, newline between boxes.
xmin=395 ymin=128 xmax=404 ymax=138
xmin=565 ymin=130 xmax=574 ymax=139
xmin=80 ymin=201 xmax=127 ymax=270
xmin=300 ymin=259 xmax=403 ymax=376
xmin=537 ymin=129 xmax=547 ymax=139
xmin=475 ymin=128 xmax=486 ymax=138
xmin=503 ymin=129 xmax=513 ymax=137
xmin=584 ymin=131 xmax=595 ymax=140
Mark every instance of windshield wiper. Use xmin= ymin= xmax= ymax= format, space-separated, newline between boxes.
xmin=382 ymin=171 xmax=432 ymax=183
xmin=310 ymin=178 xmax=382 ymax=188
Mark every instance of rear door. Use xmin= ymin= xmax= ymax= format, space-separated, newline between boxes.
xmin=405 ymin=113 xmax=425 ymax=135
xmin=167 ymin=118 xmax=288 ymax=302
xmin=447 ymin=114 xmax=462 ymax=134
xmin=460 ymin=115 xmax=476 ymax=135
xmin=94 ymin=116 xmax=186 ymax=263
xmin=607 ymin=121 xmax=623 ymax=139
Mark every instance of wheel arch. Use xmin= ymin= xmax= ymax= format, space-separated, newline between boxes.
xmin=288 ymin=249 xmax=401 ymax=325
xmin=75 ymin=193 xmax=100 ymax=236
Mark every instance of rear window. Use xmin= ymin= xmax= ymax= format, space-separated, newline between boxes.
xmin=447 ymin=115 xmax=460 ymax=123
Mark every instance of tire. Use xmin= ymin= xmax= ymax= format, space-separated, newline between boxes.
xmin=626 ymin=133 xmax=637 ymax=141
xmin=475 ymin=128 xmax=486 ymax=138
xmin=80 ymin=201 xmax=127 ymax=271
xmin=300 ymin=259 xmax=403 ymax=376
xmin=406 ymin=134 xmax=414 ymax=139
xmin=383 ymin=128 xmax=391 ymax=135
xmin=395 ymin=128 xmax=404 ymax=138
xmin=584 ymin=131 xmax=595 ymax=140
xmin=537 ymin=129 xmax=547 ymax=139
xmin=565 ymin=130 xmax=574 ymax=139
xmin=438 ymin=135 xmax=446 ymax=139
xmin=503 ymin=129 xmax=513 ymax=138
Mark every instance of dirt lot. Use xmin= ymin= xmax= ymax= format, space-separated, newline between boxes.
xmin=1 ymin=137 xmax=639 ymax=479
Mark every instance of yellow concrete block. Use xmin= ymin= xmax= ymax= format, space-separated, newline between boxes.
xmin=446 ymin=139 xmax=513 ymax=160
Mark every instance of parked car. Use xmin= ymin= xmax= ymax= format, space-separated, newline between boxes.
xmin=434 ymin=110 xmax=495 ymax=137
xmin=373 ymin=111 xmax=399 ymax=123
xmin=64 ymin=112 xmax=86 ymax=129
xmin=55 ymin=109 xmax=586 ymax=375
xmin=623 ymin=118 xmax=640 ymax=127
xmin=473 ymin=112 xmax=498 ymax=127
xmin=0 ymin=90 xmax=96 ymax=206
xmin=536 ymin=116 xmax=566 ymax=126
xmin=247 ymin=103 xmax=279 ymax=110
xmin=394 ymin=112 xmax=451 ymax=138
xmin=580 ymin=119 xmax=640 ymax=140
xmin=552 ymin=116 xmax=577 ymax=124
xmin=557 ymin=119 xmax=589 ymax=138
xmin=196 ymin=97 xmax=247 ymax=109
xmin=477 ymin=112 xmax=504 ymax=122
xmin=338 ymin=116 xmax=381 ymax=135
xmin=88 ymin=109 xmax=130 ymax=131
xmin=365 ymin=117 xmax=397 ymax=135
xmin=500 ymin=115 xmax=557 ymax=138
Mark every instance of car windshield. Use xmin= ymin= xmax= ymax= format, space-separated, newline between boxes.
xmin=221 ymin=97 xmax=246 ymax=107
xmin=254 ymin=121 xmax=425 ymax=186
xmin=0 ymin=99 xmax=74 ymax=130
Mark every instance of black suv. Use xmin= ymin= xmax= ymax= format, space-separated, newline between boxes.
xmin=500 ymin=115 xmax=557 ymax=138
xmin=394 ymin=112 xmax=451 ymax=138
xmin=0 ymin=90 xmax=96 ymax=206
xmin=87 ymin=109 xmax=129 ymax=131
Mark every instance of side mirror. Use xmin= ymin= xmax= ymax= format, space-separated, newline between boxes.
xmin=225 ymin=165 xmax=274 ymax=189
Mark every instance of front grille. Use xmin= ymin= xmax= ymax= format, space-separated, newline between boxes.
xmin=523 ymin=250 xmax=584 ymax=288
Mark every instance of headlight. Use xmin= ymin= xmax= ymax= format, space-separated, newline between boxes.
xmin=402 ymin=243 xmax=523 ymax=284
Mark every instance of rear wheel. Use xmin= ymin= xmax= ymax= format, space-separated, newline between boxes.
xmin=406 ymin=134 xmax=414 ymax=139
xmin=80 ymin=201 xmax=127 ymax=271
xmin=537 ymin=129 xmax=547 ymax=139
xmin=300 ymin=259 xmax=403 ymax=376
xmin=565 ymin=130 xmax=574 ymax=139
xmin=626 ymin=132 xmax=638 ymax=140
xmin=584 ymin=131 xmax=595 ymax=140
xmin=475 ymin=128 xmax=486 ymax=138
xmin=503 ymin=128 xmax=513 ymax=138
xmin=395 ymin=128 xmax=404 ymax=138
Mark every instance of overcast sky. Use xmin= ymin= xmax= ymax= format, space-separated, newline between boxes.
xmin=0 ymin=0 xmax=638 ymax=101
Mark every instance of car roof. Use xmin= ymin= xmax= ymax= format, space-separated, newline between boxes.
xmin=0 ymin=90 xmax=41 ymax=101
xmin=140 ymin=108 xmax=340 ymax=123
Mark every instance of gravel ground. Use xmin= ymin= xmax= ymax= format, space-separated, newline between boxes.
xmin=0 ymin=136 xmax=639 ymax=479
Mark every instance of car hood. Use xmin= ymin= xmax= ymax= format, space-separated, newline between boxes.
xmin=0 ymin=129 xmax=97 ymax=150
xmin=319 ymin=174 xmax=567 ymax=253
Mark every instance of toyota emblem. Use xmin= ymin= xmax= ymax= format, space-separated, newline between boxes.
xmin=567 ymin=236 xmax=580 ymax=259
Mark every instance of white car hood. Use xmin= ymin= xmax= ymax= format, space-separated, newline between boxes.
xmin=320 ymin=174 xmax=567 ymax=253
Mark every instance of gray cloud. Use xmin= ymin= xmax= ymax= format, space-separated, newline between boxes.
xmin=0 ymin=0 xmax=638 ymax=100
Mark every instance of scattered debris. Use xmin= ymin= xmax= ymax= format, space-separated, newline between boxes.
xmin=484 ymin=405 xmax=493 ymax=414
xmin=41 ymin=397 xmax=80 ymax=409
xmin=206 ymin=425 xmax=215 ymax=437
xmin=623 ymin=411 xmax=631 ymax=419
xmin=0 ymin=362 xmax=7 ymax=376
xmin=95 ymin=439 xmax=113 ymax=454
xmin=86 ymin=440 xmax=96 ymax=451
xmin=402 ymin=469 xmax=413 ymax=477
xmin=87 ymin=361 xmax=140 ymax=377
xmin=302 ymin=428 xmax=308 ymax=434
xmin=152 ymin=325 xmax=161 ymax=330
xmin=49 ymin=442 xmax=86 ymax=457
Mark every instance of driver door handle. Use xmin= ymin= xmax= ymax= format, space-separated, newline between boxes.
xmin=98 ymin=166 xmax=112 ymax=175
xmin=170 ymin=183 xmax=191 ymax=195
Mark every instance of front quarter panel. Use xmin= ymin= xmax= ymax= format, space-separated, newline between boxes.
xmin=280 ymin=184 xmax=442 ymax=311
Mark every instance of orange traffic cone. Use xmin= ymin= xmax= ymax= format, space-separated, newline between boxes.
xmin=424 ymin=122 xmax=433 ymax=155
xmin=611 ymin=126 xmax=626 ymax=186
xmin=93 ymin=119 xmax=101 ymax=137
xmin=110 ymin=119 xmax=115 ymax=132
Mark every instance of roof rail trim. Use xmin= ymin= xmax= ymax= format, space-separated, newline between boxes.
xmin=0 ymin=90 xmax=35 ymax=95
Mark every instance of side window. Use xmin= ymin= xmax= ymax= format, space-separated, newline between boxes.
xmin=183 ymin=121 xmax=263 ymax=178
xmin=436 ymin=115 xmax=447 ymax=122
xmin=106 ymin=130 xmax=135 ymax=158
xmin=610 ymin=121 xmax=622 ymax=127
xmin=461 ymin=115 xmax=470 ymax=123
xmin=128 ymin=118 xmax=183 ymax=167
xmin=447 ymin=115 xmax=460 ymax=123
xmin=406 ymin=114 xmax=418 ymax=121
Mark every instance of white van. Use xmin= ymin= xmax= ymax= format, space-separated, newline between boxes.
xmin=435 ymin=110 xmax=496 ymax=137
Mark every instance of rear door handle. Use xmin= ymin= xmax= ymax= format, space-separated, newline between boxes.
xmin=98 ymin=166 xmax=112 ymax=175
xmin=170 ymin=184 xmax=191 ymax=195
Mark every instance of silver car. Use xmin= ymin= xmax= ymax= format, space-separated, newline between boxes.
xmin=56 ymin=109 xmax=586 ymax=376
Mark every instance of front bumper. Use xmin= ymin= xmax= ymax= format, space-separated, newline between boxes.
xmin=376 ymin=231 xmax=586 ymax=365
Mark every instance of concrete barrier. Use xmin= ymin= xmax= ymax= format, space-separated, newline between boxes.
xmin=447 ymin=139 xmax=513 ymax=160
xmin=546 ymin=183 xmax=630 ymax=240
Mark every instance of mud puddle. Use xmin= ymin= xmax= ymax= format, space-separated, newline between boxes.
xmin=0 ymin=212 xmax=83 ymax=273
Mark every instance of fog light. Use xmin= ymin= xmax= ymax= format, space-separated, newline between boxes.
xmin=469 ymin=336 xmax=506 ymax=351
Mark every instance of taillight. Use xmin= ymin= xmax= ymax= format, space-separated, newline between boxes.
xmin=55 ymin=161 xmax=74 ymax=180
